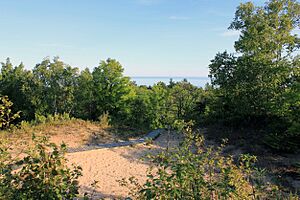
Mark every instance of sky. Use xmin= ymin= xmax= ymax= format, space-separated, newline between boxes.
xmin=0 ymin=0 xmax=265 ymax=77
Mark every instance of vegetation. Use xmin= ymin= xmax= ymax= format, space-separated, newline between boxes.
xmin=0 ymin=57 xmax=207 ymax=131
xmin=208 ymin=0 xmax=300 ymax=151
xmin=0 ymin=135 xmax=82 ymax=200
xmin=121 ymin=125 xmax=298 ymax=199
xmin=0 ymin=0 xmax=299 ymax=198
xmin=0 ymin=98 xmax=82 ymax=200
xmin=0 ymin=96 xmax=20 ymax=129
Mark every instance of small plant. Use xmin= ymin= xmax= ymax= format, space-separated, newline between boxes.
xmin=46 ymin=113 xmax=55 ymax=123
xmin=61 ymin=112 xmax=71 ymax=120
xmin=121 ymin=124 xmax=299 ymax=199
xmin=34 ymin=113 xmax=47 ymax=124
xmin=130 ymin=143 xmax=138 ymax=148
xmin=83 ymin=180 xmax=99 ymax=199
xmin=18 ymin=120 xmax=31 ymax=132
xmin=0 ymin=134 xmax=82 ymax=200
xmin=34 ymin=112 xmax=72 ymax=125
xmin=98 ymin=112 xmax=111 ymax=128
xmin=145 ymin=137 xmax=153 ymax=146
xmin=0 ymin=96 xmax=20 ymax=129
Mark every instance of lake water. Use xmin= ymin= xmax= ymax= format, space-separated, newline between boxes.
xmin=131 ymin=77 xmax=210 ymax=88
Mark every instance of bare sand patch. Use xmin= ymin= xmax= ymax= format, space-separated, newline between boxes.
xmin=67 ymin=132 xmax=182 ymax=199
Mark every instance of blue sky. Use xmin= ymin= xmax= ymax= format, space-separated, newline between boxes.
xmin=0 ymin=0 xmax=264 ymax=77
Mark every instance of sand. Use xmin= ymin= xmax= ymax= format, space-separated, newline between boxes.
xmin=67 ymin=131 xmax=182 ymax=199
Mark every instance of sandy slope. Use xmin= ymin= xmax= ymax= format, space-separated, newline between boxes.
xmin=67 ymin=132 xmax=181 ymax=199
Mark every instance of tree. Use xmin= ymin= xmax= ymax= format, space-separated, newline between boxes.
xmin=31 ymin=57 xmax=78 ymax=116
xmin=74 ymin=68 xmax=95 ymax=119
xmin=92 ymin=58 xmax=134 ymax=122
xmin=148 ymin=82 xmax=173 ymax=129
xmin=170 ymin=81 xmax=203 ymax=121
xmin=0 ymin=58 xmax=34 ymax=120
xmin=125 ymin=85 xmax=152 ymax=128
xmin=209 ymin=0 xmax=300 ymax=150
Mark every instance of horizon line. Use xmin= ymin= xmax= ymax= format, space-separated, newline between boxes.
xmin=129 ymin=76 xmax=209 ymax=78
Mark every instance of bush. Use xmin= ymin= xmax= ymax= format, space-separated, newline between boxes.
xmin=120 ymin=126 xmax=298 ymax=199
xmin=0 ymin=96 xmax=20 ymax=129
xmin=34 ymin=113 xmax=47 ymax=124
xmin=98 ymin=112 xmax=111 ymax=128
xmin=264 ymin=118 xmax=300 ymax=153
xmin=0 ymin=135 xmax=82 ymax=200
xmin=18 ymin=120 xmax=31 ymax=132
xmin=33 ymin=112 xmax=72 ymax=125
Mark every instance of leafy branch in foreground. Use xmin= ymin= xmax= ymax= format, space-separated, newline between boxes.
xmin=0 ymin=96 xmax=20 ymax=129
xmin=0 ymin=134 xmax=82 ymax=200
xmin=120 ymin=125 xmax=299 ymax=199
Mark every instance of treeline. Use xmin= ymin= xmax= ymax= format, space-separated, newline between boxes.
xmin=0 ymin=57 xmax=210 ymax=130
xmin=1 ymin=0 xmax=299 ymax=152
xmin=208 ymin=0 xmax=300 ymax=151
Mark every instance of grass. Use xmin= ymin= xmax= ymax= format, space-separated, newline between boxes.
xmin=0 ymin=117 xmax=148 ymax=154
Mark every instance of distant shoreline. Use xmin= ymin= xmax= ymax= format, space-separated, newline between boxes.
xmin=130 ymin=76 xmax=209 ymax=79
xmin=130 ymin=76 xmax=210 ymax=87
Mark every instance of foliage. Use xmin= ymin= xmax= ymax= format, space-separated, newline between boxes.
xmin=92 ymin=58 xmax=135 ymax=122
xmin=31 ymin=57 xmax=79 ymax=116
xmin=169 ymin=80 xmax=203 ymax=122
xmin=74 ymin=68 xmax=95 ymax=119
xmin=98 ymin=112 xmax=111 ymax=128
xmin=209 ymin=0 xmax=300 ymax=151
xmin=123 ymin=80 xmax=207 ymax=129
xmin=0 ymin=59 xmax=34 ymax=120
xmin=0 ymin=96 xmax=20 ymax=129
xmin=125 ymin=85 xmax=152 ymax=129
xmin=121 ymin=125 xmax=298 ymax=199
xmin=0 ymin=56 xmax=211 ymax=131
xmin=148 ymin=82 xmax=173 ymax=129
xmin=0 ymin=135 xmax=82 ymax=200
xmin=33 ymin=113 xmax=72 ymax=125
xmin=0 ymin=100 xmax=81 ymax=199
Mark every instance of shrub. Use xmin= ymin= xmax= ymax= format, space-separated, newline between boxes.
xmin=61 ymin=112 xmax=71 ymax=121
xmin=19 ymin=120 xmax=31 ymax=132
xmin=0 ymin=96 xmax=20 ymax=129
xmin=33 ymin=112 xmax=72 ymax=125
xmin=46 ymin=113 xmax=55 ymax=123
xmin=121 ymin=126 xmax=298 ymax=199
xmin=98 ymin=112 xmax=111 ymax=128
xmin=0 ymin=135 xmax=82 ymax=200
xmin=34 ymin=113 xmax=47 ymax=124
xmin=264 ymin=118 xmax=300 ymax=153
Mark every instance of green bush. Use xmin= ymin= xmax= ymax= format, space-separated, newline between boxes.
xmin=0 ymin=135 xmax=82 ymax=200
xmin=61 ymin=112 xmax=71 ymax=121
xmin=121 ymin=126 xmax=298 ymax=199
xmin=98 ymin=112 xmax=111 ymax=128
xmin=0 ymin=96 xmax=20 ymax=129
xmin=264 ymin=117 xmax=300 ymax=152
xmin=34 ymin=113 xmax=47 ymax=124
xmin=33 ymin=112 xmax=72 ymax=125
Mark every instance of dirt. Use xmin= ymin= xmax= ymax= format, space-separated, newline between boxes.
xmin=67 ymin=131 xmax=183 ymax=199
xmin=3 ymin=121 xmax=298 ymax=198
xmin=48 ymin=121 xmax=116 ymax=148
xmin=0 ymin=120 xmax=146 ymax=153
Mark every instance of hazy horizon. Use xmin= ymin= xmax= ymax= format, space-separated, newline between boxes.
xmin=131 ymin=76 xmax=210 ymax=87
xmin=130 ymin=75 xmax=209 ymax=78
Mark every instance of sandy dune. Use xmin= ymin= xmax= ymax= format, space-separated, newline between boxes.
xmin=67 ymin=132 xmax=181 ymax=199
